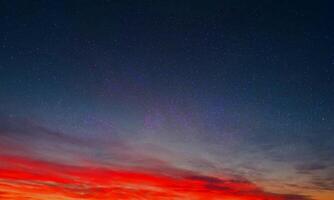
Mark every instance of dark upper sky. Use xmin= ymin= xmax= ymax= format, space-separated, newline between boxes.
xmin=0 ymin=1 xmax=334 ymax=199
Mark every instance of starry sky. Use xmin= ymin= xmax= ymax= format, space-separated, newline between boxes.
xmin=0 ymin=1 xmax=334 ymax=200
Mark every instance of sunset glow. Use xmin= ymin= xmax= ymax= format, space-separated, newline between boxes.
xmin=0 ymin=155 xmax=311 ymax=200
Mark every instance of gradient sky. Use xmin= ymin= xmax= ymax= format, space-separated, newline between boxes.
xmin=1 ymin=1 xmax=334 ymax=200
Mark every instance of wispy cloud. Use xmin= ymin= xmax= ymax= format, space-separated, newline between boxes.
xmin=0 ymin=154 xmax=313 ymax=200
xmin=0 ymin=116 xmax=314 ymax=199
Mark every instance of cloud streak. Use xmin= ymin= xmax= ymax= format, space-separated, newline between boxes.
xmin=0 ymin=154 xmax=312 ymax=200
xmin=0 ymin=117 xmax=314 ymax=199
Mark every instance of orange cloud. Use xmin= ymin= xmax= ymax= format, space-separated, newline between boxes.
xmin=0 ymin=154 xmax=311 ymax=200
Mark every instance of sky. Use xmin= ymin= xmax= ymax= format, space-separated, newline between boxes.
xmin=0 ymin=1 xmax=334 ymax=200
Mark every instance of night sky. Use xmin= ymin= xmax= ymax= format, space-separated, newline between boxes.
xmin=1 ymin=1 xmax=334 ymax=200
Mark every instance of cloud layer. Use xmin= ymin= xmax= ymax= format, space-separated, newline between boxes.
xmin=0 ymin=117 xmax=313 ymax=200
xmin=0 ymin=154 xmax=312 ymax=200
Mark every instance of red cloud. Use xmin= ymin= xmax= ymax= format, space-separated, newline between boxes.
xmin=0 ymin=155 xmax=311 ymax=200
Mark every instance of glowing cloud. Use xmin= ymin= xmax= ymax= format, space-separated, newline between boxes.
xmin=0 ymin=155 xmax=311 ymax=200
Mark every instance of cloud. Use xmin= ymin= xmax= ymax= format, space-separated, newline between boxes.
xmin=187 ymin=175 xmax=225 ymax=184
xmin=295 ymin=163 xmax=328 ymax=175
xmin=0 ymin=116 xmax=88 ymax=148
xmin=0 ymin=116 xmax=315 ymax=199
xmin=310 ymin=176 xmax=334 ymax=191
xmin=0 ymin=154 xmax=313 ymax=200
xmin=296 ymin=164 xmax=328 ymax=171
xmin=294 ymin=162 xmax=334 ymax=191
